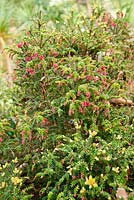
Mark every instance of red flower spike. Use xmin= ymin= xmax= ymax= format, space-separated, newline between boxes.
xmin=110 ymin=21 xmax=116 ymax=28
xmin=79 ymin=106 xmax=83 ymax=113
xmin=45 ymin=129 xmax=48 ymax=134
xmin=81 ymin=101 xmax=86 ymax=107
xmin=86 ymin=91 xmax=90 ymax=98
xmin=29 ymin=69 xmax=35 ymax=76
xmin=42 ymin=118 xmax=50 ymax=126
xmin=39 ymin=55 xmax=44 ymax=61
xmin=53 ymin=63 xmax=58 ymax=68
xmin=86 ymin=102 xmax=90 ymax=107
xmin=86 ymin=75 xmax=92 ymax=81
xmin=68 ymin=109 xmax=73 ymax=116
xmin=25 ymin=56 xmax=32 ymax=62
xmin=17 ymin=42 xmax=23 ymax=48
xmin=101 ymin=65 xmax=106 ymax=70
xmin=53 ymin=51 xmax=59 ymax=57
xmin=77 ymin=91 xmax=81 ymax=96
xmin=53 ymin=63 xmax=58 ymax=72
xmin=32 ymin=52 xmax=38 ymax=59
xmin=38 ymin=64 xmax=41 ymax=69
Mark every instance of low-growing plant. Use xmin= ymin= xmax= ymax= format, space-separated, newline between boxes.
xmin=1 ymin=6 xmax=134 ymax=199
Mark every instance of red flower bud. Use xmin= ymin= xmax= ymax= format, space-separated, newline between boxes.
xmin=32 ymin=52 xmax=38 ymax=59
xmin=0 ymin=137 xmax=3 ymax=142
xmin=77 ymin=91 xmax=81 ymax=96
xmin=79 ymin=106 xmax=83 ymax=113
xmin=39 ymin=55 xmax=44 ymax=61
xmin=81 ymin=101 xmax=87 ymax=107
xmin=17 ymin=42 xmax=23 ymax=48
xmin=86 ymin=91 xmax=90 ymax=98
xmin=110 ymin=21 xmax=116 ymax=28
xmin=25 ymin=56 xmax=32 ymax=62
xmin=74 ymin=194 xmax=77 ymax=197
xmin=53 ymin=51 xmax=58 ymax=57
xmin=53 ymin=63 xmax=58 ymax=72
xmin=68 ymin=109 xmax=73 ymax=116
xmin=29 ymin=69 xmax=34 ymax=76
xmin=42 ymin=118 xmax=50 ymax=126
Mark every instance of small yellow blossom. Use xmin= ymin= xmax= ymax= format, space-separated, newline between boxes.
xmin=74 ymin=121 xmax=81 ymax=130
xmin=12 ymin=157 xmax=18 ymax=163
xmin=95 ymin=156 xmax=99 ymax=161
xmin=121 ymin=147 xmax=126 ymax=154
xmin=68 ymin=168 xmax=72 ymax=175
xmin=13 ymin=168 xmax=20 ymax=174
xmin=105 ymin=155 xmax=111 ymax=161
xmin=117 ymin=135 xmax=122 ymax=140
xmin=85 ymin=175 xmax=98 ymax=188
xmin=100 ymin=174 xmax=104 ymax=178
xmin=89 ymin=130 xmax=97 ymax=138
xmin=0 ymin=164 xmax=2 ymax=170
xmin=92 ymin=143 xmax=97 ymax=147
xmin=3 ymin=162 xmax=9 ymax=169
xmin=81 ymin=72 xmax=85 ymax=79
xmin=102 ymin=150 xmax=106 ymax=155
xmin=1 ymin=172 xmax=5 ymax=177
xmin=11 ymin=176 xmax=23 ymax=186
xmin=0 ymin=182 xmax=6 ymax=189
xmin=80 ymin=187 xmax=86 ymax=194
xmin=112 ymin=167 xmax=120 ymax=173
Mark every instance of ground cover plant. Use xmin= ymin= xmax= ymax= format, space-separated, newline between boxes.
xmin=0 ymin=6 xmax=134 ymax=200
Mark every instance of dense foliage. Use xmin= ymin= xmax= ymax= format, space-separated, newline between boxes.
xmin=0 ymin=7 xmax=134 ymax=200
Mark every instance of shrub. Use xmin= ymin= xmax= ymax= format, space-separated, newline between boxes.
xmin=2 ymin=7 xmax=134 ymax=199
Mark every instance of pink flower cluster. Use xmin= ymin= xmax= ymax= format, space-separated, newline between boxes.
xmin=100 ymin=14 xmax=116 ymax=28
xmin=25 ymin=52 xmax=44 ymax=62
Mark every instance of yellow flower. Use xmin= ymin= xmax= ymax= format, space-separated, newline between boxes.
xmin=105 ymin=155 xmax=111 ymax=161
xmin=3 ymin=162 xmax=9 ymax=169
xmin=100 ymin=174 xmax=104 ymax=178
xmin=11 ymin=176 xmax=23 ymax=186
xmin=74 ymin=121 xmax=81 ymax=130
xmin=13 ymin=168 xmax=20 ymax=174
xmin=112 ymin=167 xmax=120 ymax=173
xmin=80 ymin=187 xmax=86 ymax=194
xmin=0 ymin=182 xmax=6 ymax=189
xmin=12 ymin=157 xmax=18 ymax=163
xmin=95 ymin=156 xmax=99 ymax=161
xmin=121 ymin=147 xmax=126 ymax=154
xmin=0 ymin=164 xmax=2 ymax=170
xmin=68 ymin=168 xmax=72 ymax=175
xmin=1 ymin=172 xmax=5 ymax=177
xmin=85 ymin=175 xmax=98 ymax=188
xmin=117 ymin=135 xmax=122 ymax=140
xmin=92 ymin=143 xmax=97 ymax=147
xmin=89 ymin=130 xmax=97 ymax=138
xmin=81 ymin=72 xmax=85 ymax=79
xmin=102 ymin=150 xmax=106 ymax=155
